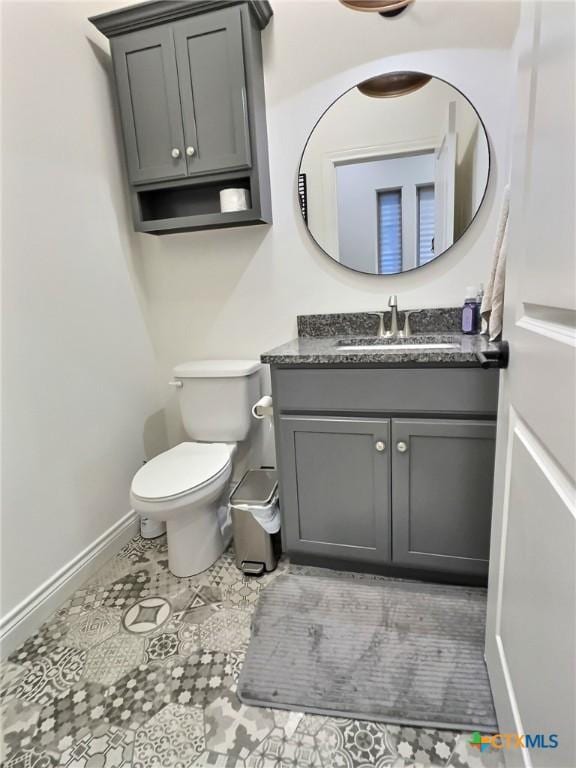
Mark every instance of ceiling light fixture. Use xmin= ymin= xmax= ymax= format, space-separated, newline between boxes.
xmin=338 ymin=0 xmax=415 ymax=19
xmin=357 ymin=71 xmax=432 ymax=98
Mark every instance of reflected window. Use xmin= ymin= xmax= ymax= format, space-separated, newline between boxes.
xmin=418 ymin=184 xmax=435 ymax=265
xmin=377 ymin=189 xmax=403 ymax=274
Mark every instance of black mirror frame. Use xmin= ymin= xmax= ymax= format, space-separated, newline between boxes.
xmin=297 ymin=70 xmax=492 ymax=277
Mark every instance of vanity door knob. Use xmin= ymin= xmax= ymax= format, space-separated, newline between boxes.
xmin=397 ymin=441 xmax=408 ymax=453
xmin=171 ymin=148 xmax=181 ymax=159
xmin=375 ymin=440 xmax=386 ymax=452
xmin=186 ymin=146 xmax=196 ymax=157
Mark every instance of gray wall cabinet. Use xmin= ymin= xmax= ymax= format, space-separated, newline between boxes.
xmin=113 ymin=27 xmax=188 ymax=185
xmin=272 ymin=366 xmax=499 ymax=583
xmin=90 ymin=1 xmax=272 ymax=234
xmin=174 ymin=9 xmax=251 ymax=176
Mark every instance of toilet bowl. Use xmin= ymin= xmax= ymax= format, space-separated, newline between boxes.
xmin=131 ymin=442 xmax=236 ymax=577
xmin=130 ymin=359 xmax=261 ymax=577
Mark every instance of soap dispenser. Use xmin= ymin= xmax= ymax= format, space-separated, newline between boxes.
xmin=462 ymin=286 xmax=479 ymax=334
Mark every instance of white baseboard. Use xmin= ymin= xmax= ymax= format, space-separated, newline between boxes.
xmin=0 ymin=510 xmax=139 ymax=658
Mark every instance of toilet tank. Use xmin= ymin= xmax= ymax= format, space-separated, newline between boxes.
xmin=173 ymin=360 xmax=261 ymax=442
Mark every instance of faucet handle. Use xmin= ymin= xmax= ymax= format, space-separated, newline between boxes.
xmin=400 ymin=311 xmax=414 ymax=338
xmin=388 ymin=294 xmax=398 ymax=307
xmin=367 ymin=310 xmax=386 ymax=337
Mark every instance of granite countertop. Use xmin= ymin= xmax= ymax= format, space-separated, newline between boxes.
xmin=261 ymin=332 xmax=500 ymax=367
xmin=261 ymin=309 xmax=506 ymax=367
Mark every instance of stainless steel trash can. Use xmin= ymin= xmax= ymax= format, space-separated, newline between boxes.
xmin=230 ymin=469 xmax=281 ymax=575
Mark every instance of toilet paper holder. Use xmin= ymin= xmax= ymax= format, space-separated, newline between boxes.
xmin=252 ymin=395 xmax=273 ymax=419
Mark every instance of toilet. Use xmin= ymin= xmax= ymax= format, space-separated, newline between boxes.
xmin=130 ymin=360 xmax=261 ymax=577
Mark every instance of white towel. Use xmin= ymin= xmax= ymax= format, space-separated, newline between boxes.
xmin=481 ymin=186 xmax=510 ymax=341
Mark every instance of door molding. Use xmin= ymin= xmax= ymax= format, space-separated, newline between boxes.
xmin=321 ymin=137 xmax=438 ymax=260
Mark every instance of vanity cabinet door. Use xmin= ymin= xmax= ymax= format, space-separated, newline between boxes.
xmin=278 ymin=416 xmax=391 ymax=564
xmin=111 ymin=27 xmax=187 ymax=185
xmin=391 ymin=419 xmax=496 ymax=576
xmin=173 ymin=7 xmax=251 ymax=176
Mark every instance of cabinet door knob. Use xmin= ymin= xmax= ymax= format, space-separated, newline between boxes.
xmin=186 ymin=146 xmax=196 ymax=157
xmin=396 ymin=441 xmax=408 ymax=453
xmin=171 ymin=148 xmax=181 ymax=159
xmin=375 ymin=440 xmax=386 ymax=452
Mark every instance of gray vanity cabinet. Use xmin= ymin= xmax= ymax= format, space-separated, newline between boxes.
xmin=173 ymin=8 xmax=251 ymax=177
xmin=272 ymin=366 xmax=499 ymax=583
xmin=112 ymin=27 xmax=188 ymax=185
xmin=279 ymin=416 xmax=391 ymax=564
xmin=391 ymin=419 xmax=496 ymax=575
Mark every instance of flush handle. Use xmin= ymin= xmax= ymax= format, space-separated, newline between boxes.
xmin=168 ymin=380 xmax=183 ymax=388
xmin=396 ymin=441 xmax=408 ymax=453
xmin=375 ymin=440 xmax=386 ymax=452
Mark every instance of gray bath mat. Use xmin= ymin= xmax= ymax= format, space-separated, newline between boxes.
xmin=238 ymin=573 xmax=497 ymax=732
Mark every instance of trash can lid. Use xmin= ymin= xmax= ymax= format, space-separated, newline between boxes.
xmin=230 ymin=469 xmax=278 ymax=506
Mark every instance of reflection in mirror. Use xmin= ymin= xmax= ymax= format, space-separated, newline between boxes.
xmin=298 ymin=72 xmax=490 ymax=275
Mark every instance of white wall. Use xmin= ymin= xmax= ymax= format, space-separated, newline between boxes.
xmin=134 ymin=0 xmax=520 ymax=447
xmin=1 ymin=1 xmax=161 ymax=618
xmin=0 ymin=0 xmax=520 ymax=619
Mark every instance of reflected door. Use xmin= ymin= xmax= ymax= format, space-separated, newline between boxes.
xmin=434 ymin=103 xmax=456 ymax=253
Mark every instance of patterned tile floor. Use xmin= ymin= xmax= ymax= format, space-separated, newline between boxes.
xmin=1 ymin=536 xmax=503 ymax=768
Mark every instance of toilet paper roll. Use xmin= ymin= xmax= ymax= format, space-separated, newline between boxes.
xmin=220 ymin=188 xmax=251 ymax=213
xmin=252 ymin=395 xmax=273 ymax=419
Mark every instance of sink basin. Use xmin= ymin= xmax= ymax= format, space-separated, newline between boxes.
xmin=337 ymin=342 xmax=459 ymax=351
xmin=336 ymin=336 xmax=460 ymax=352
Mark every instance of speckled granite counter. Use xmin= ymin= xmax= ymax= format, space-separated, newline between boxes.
xmin=296 ymin=307 xmax=462 ymax=337
xmin=261 ymin=332 xmax=500 ymax=367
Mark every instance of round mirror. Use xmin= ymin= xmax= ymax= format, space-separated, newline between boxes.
xmin=298 ymin=71 xmax=490 ymax=275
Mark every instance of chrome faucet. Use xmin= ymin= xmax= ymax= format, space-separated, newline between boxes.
xmin=387 ymin=295 xmax=399 ymax=338
xmin=368 ymin=296 xmax=400 ymax=338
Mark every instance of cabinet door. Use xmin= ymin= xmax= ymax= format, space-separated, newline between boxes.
xmin=278 ymin=416 xmax=391 ymax=563
xmin=112 ymin=28 xmax=187 ymax=184
xmin=392 ymin=419 xmax=496 ymax=575
xmin=174 ymin=8 xmax=251 ymax=176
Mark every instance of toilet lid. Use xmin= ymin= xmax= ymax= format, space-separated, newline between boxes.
xmin=131 ymin=442 xmax=233 ymax=501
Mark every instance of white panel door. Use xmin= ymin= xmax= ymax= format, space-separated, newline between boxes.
xmin=485 ymin=3 xmax=576 ymax=768
xmin=434 ymin=102 xmax=456 ymax=254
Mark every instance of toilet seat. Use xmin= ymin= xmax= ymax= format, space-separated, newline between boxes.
xmin=131 ymin=442 xmax=233 ymax=503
